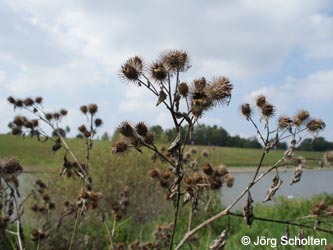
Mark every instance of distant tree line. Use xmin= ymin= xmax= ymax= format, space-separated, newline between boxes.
xmin=297 ymin=137 xmax=333 ymax=151
xmin=77 ymin=125 xmax=332 ymax=151
xmin=150 ymin=124 xmax=264 ymax=148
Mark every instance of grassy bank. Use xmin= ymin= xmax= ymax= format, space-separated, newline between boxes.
xmin=0 ymin=134 xmax=325 ymax=169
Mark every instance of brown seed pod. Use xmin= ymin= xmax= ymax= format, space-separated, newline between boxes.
xmin=135 ymin=122 xmax=148 ymax=136
xmin=256 ymin=95 xmax=266 ymax=108
xmin=112 ymin=141 xmax=128 ymax=154
xmin=178 ymin=82 xmax=189 ymax=97
xmin=261 ymin=103 xmax=275 ymax=118
xmin=160 ymin=49 xmax=190 ymax=72
xmin=23 ymin=97 xmax=34 ymax=106
xmin=94 ymin=118 xmax=103 ymax=127
xmin=150 ymin=62 xmax=167 ymax=81
xmin=80 ymin=105 xmax=88 ymax=114
xmin=88 ymin=104 xmax=98 ymax=114
xmin=241 ymin=103 xmax=252 ymax=118
xmin=35 ymin=96 xmax=43 ymax=104
xmin=121 ymin=56 xmax=143 ymax=82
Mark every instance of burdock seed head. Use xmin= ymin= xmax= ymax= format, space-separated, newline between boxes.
xmin=193 ymin=77 xmax=207 ymax=91
xmin=94 ymin=118 xmax=103 ymax=127
xmin=278 ymin=116 xmax=292 ymax=129
xmin=35 ymin=96 xmax=43 ymax=104
xmin=117 ymin=121 xmax=135 ymax=138
xmin=148 ymin=168 xmax=160 ymax=178
xmin=112 ymin=141 xmax=128 ymax=154
xmin=78 ymin=124 xmax=87 ymax=133
xmin=160 ymin=50 xmax=190 ymax=72
xmin=23 ymin=97 xmax=34 ymax=106
xmin=45 ymin=113 xmax=53 ymax=121
xmin=150 ymin=61 xmax=167 ymax=82
xmin=261 ymin=103 xmax=275 ymax=118
xmin=178 ymin=82 xmax=189 ymax=97
xmin=135 ymin=122 xmax=148 ymax=137
xmin=80 ymin=105 xmax=88 ymax=114
xmin=60 ymin=109 xmax=68 ymax=116
xmin=256 ymin=95 xmax=266 ymax=108
xmin=121 ymin=56 xmax=143 ymax=82
xmin=7 ymin=96 xmax=15 ymax=104
xmin=202 ymin=163 xmax=214 ymax=175
xmin=306 ymin=119 xmax=325 ymax=132
xmin=241 ymin=103 xmax=252 ymax=119
xmin=88 ymin=104 xmax=98 ymax=114
xmin=208 ymin=77 xmax=233 ymax=105
xmin=294 ymin=110 xmax=310 ymax=126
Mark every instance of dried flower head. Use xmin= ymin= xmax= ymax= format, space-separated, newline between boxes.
xmin=261 ymin=103 xmax=275 ymax=118
xmin=294 ymin=110 xmax=310 ymax=126
xmin=148 ymin=168 xmax=160 ymax=178
xmin=278 ymin=116 xmax=293 ymax=129
xmin=11 ymin=127 xmax=22 ymax=135
xmin=60 ymin=109 xmax=68 ymax=116
xmin=150 ymin=62 xmax=167 ymax=81
xmin=121 ymin=56 xmax=143 ymax=82
xmin=35 ymin=96 xmax=43 ymax=104
xmin=117 ymin=121 xmax=135 ymax=138
xmin=160 ymin=50 xmax=190 ymax=72
xmin=7 ymin=96 xmax=16 ymax=104
xmin=225 ymin=174 xmax=234 ymax=187
xmin=94 ymin=118 xmax=103 ymax=127
xmin=256 ymin=95 xmax=266 ymax=108
xmin=13 ymin=115 xmax=26 ymax=127
xmin=306 ymin=119 xmax=325 ymax=132
xmin=202 ymin=150 xmax=209 ymax=158
xmin=135 ymin=122 xmax=148 ymax=136
xmin=45 ymin=113 xmax=53 ymax=121
xmin=53 ymin=112 xmax=60 ymax=120
xmin=78 ymin=125 xmax=87 ymax=133
xmin=193 ymin=77 xmax=206 ymax=91
xmin=80 ymin=105 xmax=88 ymax=114
xmin=144 ymin=131 xmax=155 ymax=145
xmin=88 ymin=104 xmax=98 ymax=114
xmin=241 ymin=103 xmax=252 ymax=119
xmin=208 ymin=77 xmax=233 ymax=105
xmin=202 ymin=163 xmax=213 ymax=175
xmin=15 ymin=99 xmax=23 ymax=107
xmin=178 ymin=82 xmax=189 ymax=97
xmin=112 ymin=141 xmax=128 ymax=154
xmin=23 ymin=97 xmax=34 ymax=106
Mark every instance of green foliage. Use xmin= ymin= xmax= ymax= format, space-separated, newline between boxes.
xmin=298 ymin=137 xmax=333 ymax=151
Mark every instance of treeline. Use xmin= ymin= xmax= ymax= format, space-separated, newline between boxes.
xmin=298 ymin=137 xmax=333 ymax=151
xmin=150 ymin=124 xmax=264 ymax=148
xmin=97 ymin=125 xmax=332 ymax=151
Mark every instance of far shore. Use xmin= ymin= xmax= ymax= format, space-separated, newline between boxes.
xmin=228 ymin=165 xmax=328 ymax=173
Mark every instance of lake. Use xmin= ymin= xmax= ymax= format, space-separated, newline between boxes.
xmin=221 ymin=168 xmax=333 ymax=210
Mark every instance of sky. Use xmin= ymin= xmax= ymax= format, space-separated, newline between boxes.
xmin=1 ymin=0 xmax=333 ymax=142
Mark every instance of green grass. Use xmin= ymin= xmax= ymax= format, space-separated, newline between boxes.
xmin=0 ymin=134 xmax=325 ymax=170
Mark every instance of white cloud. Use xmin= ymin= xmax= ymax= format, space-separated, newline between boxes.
xmin=286 ymin=70 xmax=333 ymax=101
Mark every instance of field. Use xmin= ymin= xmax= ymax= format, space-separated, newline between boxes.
xmin=1 ymin=133 xmax=332 ymax=249
xmin=0 ymin=134 xmax=325 ymax=170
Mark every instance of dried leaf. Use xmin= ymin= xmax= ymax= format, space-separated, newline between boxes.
xmin=167 ymin=132 xmax=181 ymax=153
xmin=156 ymin=89 xmax=167 ymax=106
xmin=243 ymin=193 xmax=254 ymax=227
xmin=290 ymin=164 xmax=303 ymax=185
xmin=209 ymin=229 xmax=228 ymax=250
xmin=263 ymin=175 xmax=283 ymax=202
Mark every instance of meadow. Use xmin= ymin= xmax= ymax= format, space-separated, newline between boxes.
xmin=1 ymin=133 xmax=332 ymax=249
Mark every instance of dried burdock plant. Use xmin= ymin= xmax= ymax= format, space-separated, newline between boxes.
xmin=117 ymin=50 xmax=233 ymax=249
xmin=174 ymin=96 xmax=327 ymax=250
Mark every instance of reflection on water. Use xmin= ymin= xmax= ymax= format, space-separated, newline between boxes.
xmin=220 ymin=169 xmax=333 ymax=210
